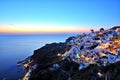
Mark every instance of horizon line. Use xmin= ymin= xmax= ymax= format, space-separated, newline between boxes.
xmin=0 ymin=31 xmax=90 ymax=35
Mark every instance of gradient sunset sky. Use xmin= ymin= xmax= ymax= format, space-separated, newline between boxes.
xmin=0 ymin=0 xmax=120 ymax=34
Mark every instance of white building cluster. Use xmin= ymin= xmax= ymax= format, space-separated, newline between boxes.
xmin=62 ymin=27 xmax=120 ymax=70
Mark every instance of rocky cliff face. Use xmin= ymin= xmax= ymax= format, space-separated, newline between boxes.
xmin=18 ymin=26 xmax=120 ymax=80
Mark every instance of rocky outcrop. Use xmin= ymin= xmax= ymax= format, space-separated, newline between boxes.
xmin=71 ymin=62 xmax=120 ymax=80
xmin=31 ymin=42 xmax=66 ymax=64
xmin=18 ymin=26 xmax=120 ymax=80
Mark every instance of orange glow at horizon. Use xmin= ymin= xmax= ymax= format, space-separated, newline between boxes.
xmin=0 ymin=24 xmax=91 ymax=34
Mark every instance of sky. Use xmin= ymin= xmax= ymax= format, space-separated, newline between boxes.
xmin=0 ymin=0 xmax=120 ymax=34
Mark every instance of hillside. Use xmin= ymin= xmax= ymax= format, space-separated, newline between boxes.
xmin=18 ymin=26 xmax=120 ymax=80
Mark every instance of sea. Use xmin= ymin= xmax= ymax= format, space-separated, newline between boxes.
xmin=0 ymin=33 xmax=79 ymax=80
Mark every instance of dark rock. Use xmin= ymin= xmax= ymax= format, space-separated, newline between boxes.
xmin=19 ymin=26 xmax=120 ymax=80
xmin=65 ymin=36 xmax=76 ymax=43
xmin=71 ymin=62 xmax=120 ymax=80
xmin=31 ymin=42 xmax=66 ymax=64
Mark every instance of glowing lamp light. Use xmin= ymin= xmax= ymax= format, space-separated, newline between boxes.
xmin=97 ymin=72 xmax=103 ymax=77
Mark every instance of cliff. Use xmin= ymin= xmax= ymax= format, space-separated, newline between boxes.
xmin=18 ymin=26 xmax=120 ymax=80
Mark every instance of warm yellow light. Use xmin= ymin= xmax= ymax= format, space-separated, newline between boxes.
xmin=0 ymin=24 xmax=90 ymax=34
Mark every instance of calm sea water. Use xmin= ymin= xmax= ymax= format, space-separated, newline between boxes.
xmin=0 ymin=33 xmax=78 ymax=80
